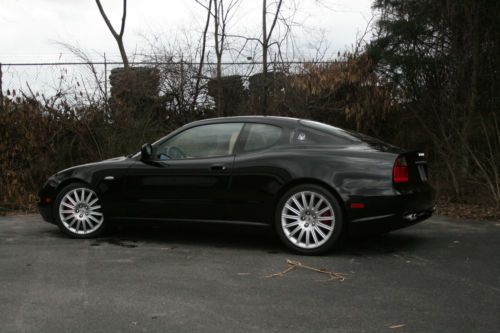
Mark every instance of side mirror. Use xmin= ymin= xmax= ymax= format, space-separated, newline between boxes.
xmin=140 ymin=143 xmax=153 ymax=161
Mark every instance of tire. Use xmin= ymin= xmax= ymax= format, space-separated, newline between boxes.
xmin=53 ymin=182 xmax=106 ymax=238
xmin=275 ymin=184 xmax=344 ymax=255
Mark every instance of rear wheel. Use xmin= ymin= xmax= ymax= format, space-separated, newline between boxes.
xmin=275 ymin=184 xmax=344 ymax=255
xmin=54 ymin=183 xmax=106 ymax=238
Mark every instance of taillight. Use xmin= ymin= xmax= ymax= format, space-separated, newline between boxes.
xmin=393 ymin=156 xmax=409 ymax=183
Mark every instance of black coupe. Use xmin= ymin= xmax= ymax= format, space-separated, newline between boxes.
xmin=38 ymin=116 xmax=434 ymax=254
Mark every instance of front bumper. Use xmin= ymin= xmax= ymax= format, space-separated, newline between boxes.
xmin=38 ymin=202 xmax=55 ymax=224
xmin=37 ymin=178 xmax=59 ymax=224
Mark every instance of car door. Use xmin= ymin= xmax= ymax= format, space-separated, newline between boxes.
xmin=227 ymin=123 xmax=290 ymax=224
xmin=120 ymin=122 xmax=244 ymax=221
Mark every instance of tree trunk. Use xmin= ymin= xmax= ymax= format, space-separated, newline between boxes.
xmin=213 ymin=0 xmax=224 ymax=116
xmin=117 ymin=40 xmax=129 ymax=70
xmin=261 ymin=0 xmax=268 ymax=115
xmin=191 ymin=0 xmax=212 ymax=114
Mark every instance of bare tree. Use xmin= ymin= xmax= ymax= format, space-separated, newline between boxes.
xmin=261 ymin=0 xmax=283 ymax=114
xmin=95 ymin=0 xmax=129 ymax=69
xmin=191 ymin=0 xmax=213 ymax=113
xmin=196 ymin=0 xmax=242 ymax=116
xmin=226 ymin=0 xmax=289 ymax=114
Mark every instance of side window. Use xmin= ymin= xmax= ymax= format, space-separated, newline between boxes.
xmin=156 ymin=123 xmax=243 ymax=160
xmin=243 ymin=124 xmax=282 ymax=152
xmin=293 ymin=127 xmax=352 ymax=145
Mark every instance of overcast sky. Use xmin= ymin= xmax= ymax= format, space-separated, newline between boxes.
xmin=0 ymin=0 xmax=373 ymax=63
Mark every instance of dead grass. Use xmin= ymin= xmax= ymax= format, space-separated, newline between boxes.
xmin=437 ymin=201 xmax=500 ymax=221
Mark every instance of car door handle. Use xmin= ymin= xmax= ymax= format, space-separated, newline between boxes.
xmin=210 ymin=164 xmax=227 ymax=171
xmin=103 ymin=176 xmax=115 ymax=180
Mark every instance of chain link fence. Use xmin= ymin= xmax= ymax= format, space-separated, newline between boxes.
xmin=0 ymin=59 xmax=333 ymax=105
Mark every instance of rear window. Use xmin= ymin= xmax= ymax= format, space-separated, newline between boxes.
xmin=299 ymin=120 xmax=360 ymax=142
xmin=300 ymin=119 xmax=394 ymax=147
xmin=295 ymin=120 xmax=358 ymax=145
xmin=243 ymin=123 xmax=282 ymax=152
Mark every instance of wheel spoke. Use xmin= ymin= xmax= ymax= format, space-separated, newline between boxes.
xmin=68 ymin=218 xmax=77 ymax=228
xmin=66 ymin=195 xmax=76 ymax=206
xmin=318 ymin=222 xmax=333 ymax=231
xmin=62 ymin=202 xmax=74 ymax=209
xmin=311 ymin=228 xmax=319 ymax=244
xmin=314 ymin=225 xmax=327 ymax=239
xmin=88 ymin=214 xmax=101 ymax=223
xmin=63 ymin=214 xmax=75 ymax=222
xmin=318 ymin=206 xmax=330 ymax=215
xmin=88 ymin=198 xmax=99 ymax=206
xmin=317 ymin=215 xmax=333 ymax=221
xmin=297 ymin=228 xmax=306 ymax=244
xmin=289 ymin=225 xmax=301 ymax=237
xmin=305 ymin=230 xmax=310 ymax=247
xmin=314 ymin=198 xmax=324 ymax=210
xmin=291 ymin=196 xmax=303 ymax=211
xmin=89 ymin=205 xmax=101 ymax=211
xmin=85 ymin=191 xmax=93 ymax=203
xmin=285 ymin=204 xmax=301 ymax=216
xmin=301 ymin=192 xmax=308 ymax=209
xmin=309 ymin=193 xmax=315 ymax=209
xmin=284 ymin=221 xmax=300 ymax=228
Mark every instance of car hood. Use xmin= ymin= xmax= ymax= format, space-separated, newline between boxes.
xmin=56 ymin=156 xmax=131 ymax=177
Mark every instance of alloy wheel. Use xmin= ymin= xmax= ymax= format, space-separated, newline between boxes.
xmin=58 ymin=187 xmax=104 ymax=235
xmin=281 ymin=190 xmax=335 ymax=249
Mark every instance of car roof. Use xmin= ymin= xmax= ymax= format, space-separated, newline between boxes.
xmin=187 ymin=115 xmax=300 ymax=127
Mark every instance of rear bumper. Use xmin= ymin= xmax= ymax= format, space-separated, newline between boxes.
xmin=348 ymin=183 xmax=434 ymax=232
xmin=349 ymin=206 xmax=434 ymax=233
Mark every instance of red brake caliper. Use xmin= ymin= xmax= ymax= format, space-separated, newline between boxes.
xmin=321 ymin=211 xmax=332 ymax=225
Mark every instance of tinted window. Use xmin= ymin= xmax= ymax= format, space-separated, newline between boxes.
xmin=156 ymin=123 xmax=243 ymax=160
xmin=243 ymin=124 xmax=282 ymax=152
xmin=300 ymin=120 xmax=359 ymax=141
xmin=301 ymin=119 xmax=397 ymax=147
xmin=296 ymin=120 xmax=358 ymax=145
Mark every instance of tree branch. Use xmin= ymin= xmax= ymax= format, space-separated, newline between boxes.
xmin=119 ymin=0 xmax=127 ymax=37
xmin=267 ymin=0 xmax=283 ymax=41
xmin=95 ymin=0 xmax=129 ymax=68
xmin=95 ymin=0 xmax=119 ymax=38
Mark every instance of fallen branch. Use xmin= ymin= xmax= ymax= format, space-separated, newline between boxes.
xmin=266 ymin=259 xmax=347 ymax=282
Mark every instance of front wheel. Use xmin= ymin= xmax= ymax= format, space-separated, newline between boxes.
xmin=54 ymin=183 xmax=106 ymax=238
xmin=275 ymin=184 xmax=344 ymax=255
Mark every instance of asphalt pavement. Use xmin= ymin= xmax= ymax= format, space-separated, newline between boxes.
xmin=0 ymin=214 xmax=499 ymax=332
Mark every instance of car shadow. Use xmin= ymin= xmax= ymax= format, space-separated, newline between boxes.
xmin=44 ymin=220 xmax=431 ymax=256
xmin=98 ymin=221 xmax=283 ymax=253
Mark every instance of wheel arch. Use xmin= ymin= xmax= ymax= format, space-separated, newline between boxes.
xmin=55 ymin=178 xmax=92 ymax=195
